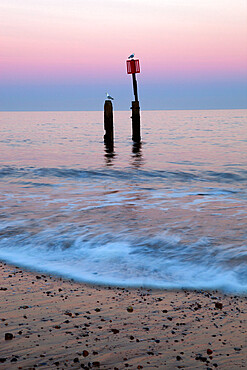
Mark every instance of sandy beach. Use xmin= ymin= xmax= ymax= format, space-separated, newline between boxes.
xmin=0 ymin=262 xmax=246 ymax=369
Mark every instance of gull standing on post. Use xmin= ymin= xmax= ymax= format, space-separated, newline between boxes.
xmin=128 ymin=53 xmax=135 ymax=59
xmin=106 ymin=92 xmax=114 ymax=100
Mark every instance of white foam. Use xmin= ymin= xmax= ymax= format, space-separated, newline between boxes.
xmin=0 ymin=229 xmax=246 ymax=293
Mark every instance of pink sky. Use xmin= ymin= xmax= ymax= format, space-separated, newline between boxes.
xmin=0 ymin=0 xmax=246 ymax=110
xmin=1 ymin=0 xmax=247 ymax=83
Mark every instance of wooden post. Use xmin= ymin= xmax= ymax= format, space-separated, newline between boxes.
xmin=131 ymin=100 xmax=141 ymax=142
xmin=132 ymin=141 xmax=142 ymax=154
xmin=104 ymin=100 xmax=114 ymax=144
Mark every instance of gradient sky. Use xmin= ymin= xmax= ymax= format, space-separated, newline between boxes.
xmin=1 ymin=0 xmax=247 ymax=110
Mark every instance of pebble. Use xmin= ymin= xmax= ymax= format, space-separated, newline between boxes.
xmin=92 ymin=361 xmax=100 ymax=367
xmin=5 ymin=332 xmax=13 ymax=340
xmin=215 ymin=302 xmax=223 ymax=309
xmin=195 ymin=354 xmax=207 ymax=362
xmin=111 ymin=329 xmax=119 ymax=334
xmin=234 ymin=347 xmax=241 ymax=351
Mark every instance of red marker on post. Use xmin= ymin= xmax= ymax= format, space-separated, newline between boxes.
xmin=126 ymin=58 xmax=140 ymax=102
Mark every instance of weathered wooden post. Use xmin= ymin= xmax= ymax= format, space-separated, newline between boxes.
xmin=126 ymin=58 xmax=141 ymax=142
xmin=131 ymin=101 xmax=140 ymax=142
xmin=104 ymin=99 xmax=114 ymax=144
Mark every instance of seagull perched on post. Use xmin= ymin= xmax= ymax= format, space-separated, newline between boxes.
xmin=106 ymin=92 xmax=114 ymax=100
xmin=128 ymin=53 xmax=135 ymax=59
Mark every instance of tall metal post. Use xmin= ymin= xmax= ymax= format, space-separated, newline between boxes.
xmin=126 ymin=58 xmax=141 ymax=142
xmin=132 ymin=73 xmax=138 ymax=102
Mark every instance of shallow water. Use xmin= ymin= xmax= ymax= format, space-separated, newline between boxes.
xmin=0 ymin=110 xmax=246 ymax=292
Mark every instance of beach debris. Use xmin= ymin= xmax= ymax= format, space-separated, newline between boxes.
xmin=82 ymin=350 xmax=89 ymax=357
xmin=127 ymin=305 xmax=133 ymax=312
xmin=5 ymin=332 xmax=13 ymax=340
xmin=207 ymin=348 xmax=213 ymax=355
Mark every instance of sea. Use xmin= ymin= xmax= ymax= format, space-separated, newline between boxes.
xmin=0 ymin=109 xmax=246 ymax=293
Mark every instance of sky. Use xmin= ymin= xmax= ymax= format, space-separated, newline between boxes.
xmin=0 ymin=0 xmax=247 ymax=110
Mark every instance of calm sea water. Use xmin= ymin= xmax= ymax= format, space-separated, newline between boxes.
xmin=0 ymin=110 xmax=246 ymax=293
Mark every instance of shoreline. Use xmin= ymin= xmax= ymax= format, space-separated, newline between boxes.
xmin=1 ymin=261 xmax=246 ymax=369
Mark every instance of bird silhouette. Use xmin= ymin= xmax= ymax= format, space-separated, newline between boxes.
xmin=106 ymin=92 xmax=114 ymax=100
xmin=128 ymin=53 xmax=135 ymax=59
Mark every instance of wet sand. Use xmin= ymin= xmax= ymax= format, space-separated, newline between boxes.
xmin=0 ymin=262 xmax=246 ymax=369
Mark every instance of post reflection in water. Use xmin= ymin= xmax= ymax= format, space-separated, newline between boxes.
xmin=104 ymin=142 xmax=116 ymax=166
xmin=131 ymin=142 xmax=144 ymax=168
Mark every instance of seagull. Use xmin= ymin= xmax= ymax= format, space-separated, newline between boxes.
xmin=128 ymin=53 xmax=135 ymax=59
xmin=106 ymin=92 xmax=114 ymax=100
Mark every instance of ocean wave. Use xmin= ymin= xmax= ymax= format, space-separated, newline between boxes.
xmin=0 ymin=166 xmax=246 ymax=185
xmin=0 ymin=226 xmax=246 ymax=293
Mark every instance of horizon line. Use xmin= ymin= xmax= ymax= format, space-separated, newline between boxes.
xmin=1 ymin=107 xmax=247 ymax=113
